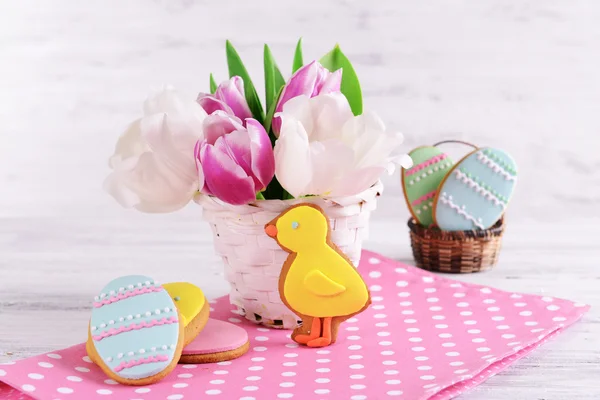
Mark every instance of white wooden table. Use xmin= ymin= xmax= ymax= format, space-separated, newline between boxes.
xmin=1 ymin=1 xmax=599 ymax=398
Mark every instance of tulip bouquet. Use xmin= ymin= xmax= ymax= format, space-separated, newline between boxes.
xmin=104 ymin=39 xmax=412 ymax=327
xmin=104 ymin=39 xmax=412 ymax=210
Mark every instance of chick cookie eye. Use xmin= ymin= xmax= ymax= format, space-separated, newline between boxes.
xmin=291 ymin=221 xmax=299 ymax=229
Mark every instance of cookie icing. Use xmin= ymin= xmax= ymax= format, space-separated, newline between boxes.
xmin=182 ymin=319 xmax=248 ymax=355
xmin=163 ymin=282 xmax=206 ymax=326
xmin=402 ymin=146 xmax=454 ymax=227
xmin=89 ymin=275 xmax=180 ymax=380
xmin=433 ymin=147 xmax=517 ymax=231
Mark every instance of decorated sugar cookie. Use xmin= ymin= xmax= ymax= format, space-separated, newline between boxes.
xmin=86 ymin=275 xmax=184 ymax=385
xmin=180 ymin=318 xmax=250 ymax=364
xmin=402 ymin=146 xmax=454 ymax=227
xmin=265 ymin=203 xmax=371 ymax=348
xmin=433 ymin=147 xmax=517 ymax=231
xmin=163 ymin=282 xmax=210 ymax=346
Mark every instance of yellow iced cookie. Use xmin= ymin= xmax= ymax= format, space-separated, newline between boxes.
xmin=163 ymin=282 xmax=210 ymax=346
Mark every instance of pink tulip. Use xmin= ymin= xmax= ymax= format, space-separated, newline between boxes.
xmin=195 ymin=113 xmax=275 ymax=205
xmin=272 ymin=60 xmax=342 ymax=135
xmin=197 ymin=76 xmax=253 ymax=123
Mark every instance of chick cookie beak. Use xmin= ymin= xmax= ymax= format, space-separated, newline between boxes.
xmin=265 ymin=224 xmax=278 ymax=238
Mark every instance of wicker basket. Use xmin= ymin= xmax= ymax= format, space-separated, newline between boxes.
xmin=408 ymin=217 xmax=505 ymax=273
xmin=195 ymin=182 xmax=382 ymax=329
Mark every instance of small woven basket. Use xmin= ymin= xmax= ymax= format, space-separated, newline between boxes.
xmin=196 ymin=182 xmax=382 ymax=329
xmin=408 ymin=217 xmax=505 ymax=273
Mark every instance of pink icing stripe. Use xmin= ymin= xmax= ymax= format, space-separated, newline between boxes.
xmin=405 ymin=154 xmax=447 ymax=176
xmin=92 ymin=317 xmax=178 ymax=341
xmin=113 ymin=355 xmax=170 ymax=373
xmin=411 ymin=190 xmax=437 ymax=206
xmin=93 ymin=287 xmax=163 ymax=308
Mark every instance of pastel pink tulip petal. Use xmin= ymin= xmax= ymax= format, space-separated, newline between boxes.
xmin=316 ymin=68 xmax=342 ymax=95
xmin=200 ymin=144 xmax=256 ymax=205
xmin=215 ymin=76 xmax=253 ymax=121
xmin=197 ymin=95 xmax=234 ymax=117
xmin=202 ymin=111 xmax=245 ymax=145
xmin=246 ymin=119 xmax=275 ymax=190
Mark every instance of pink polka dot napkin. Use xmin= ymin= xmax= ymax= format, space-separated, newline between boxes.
xmin=0 ymin=250 xmax=589 ymax=400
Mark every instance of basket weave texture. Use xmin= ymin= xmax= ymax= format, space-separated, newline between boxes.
xmin=408 ymin=218 xmax=505 ymax=273
xmin=196 ymin=182 xmax=382 ymax=329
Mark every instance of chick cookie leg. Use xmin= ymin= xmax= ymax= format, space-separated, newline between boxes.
xmin=293 ymin=317 xmax=321 ymax=345
xmin=307 ymin=317 xmax=332 ymax=348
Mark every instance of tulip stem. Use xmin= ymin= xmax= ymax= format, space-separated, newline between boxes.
xmin=256 ymin=192 xmax=266 ymax=201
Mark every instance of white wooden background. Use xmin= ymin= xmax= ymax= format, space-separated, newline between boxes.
xmin=1 ymin=0 xmax=599 ymax=398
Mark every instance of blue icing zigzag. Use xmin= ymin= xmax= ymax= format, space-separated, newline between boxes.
xmin=90 ymin=275 xmax=181 ymax=380
xmin=434 ymin=147 xmax=517 ymax=231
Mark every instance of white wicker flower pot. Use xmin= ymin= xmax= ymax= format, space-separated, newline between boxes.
xmin=195 ymin=182 xmax=382 ymax=329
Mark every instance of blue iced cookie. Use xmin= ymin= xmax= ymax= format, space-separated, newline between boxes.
xmin=433 ymin=147 xmax=517 ymax=231
xmin=86 ymin=275 xmax=184 ymax=385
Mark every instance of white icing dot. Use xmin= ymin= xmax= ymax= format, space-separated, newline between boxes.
xmin=127 ymin=315 xmax=133 ymax=320
xmin=128 ymin=352 xmax=134 ymax=356
xmin=128 ymin=285 xmax=134 ymax=289
xmin=155 ymin=309 xmax=161 ymax=315
xmin=139 ymin=349 xmax=145 ymax=354
xmin=117 ymin=353 xmax=123 ymax=359
xmin=145 ymin=281 xmax=151 ymax=286
xmin=145 ymin=311 xmax=151 ymax=317
xmin=164 ymin=307 xmax=170 ymax=312
xmin=162 ymin=345 xmax=168 ymax=350
xmin=135 ymin=314 xmax=141 ymax=319
xmin=118 ymin=287 xmax=124 ymax=292
xmin=106 ymin=357 xmax=113 ymax=362
xmin=99 ymin=323 xmax=106 ymax=328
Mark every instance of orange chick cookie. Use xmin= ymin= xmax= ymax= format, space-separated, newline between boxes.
xmin=264 ymin=203 xmax=371 ymax=348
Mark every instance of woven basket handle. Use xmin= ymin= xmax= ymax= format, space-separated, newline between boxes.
xmin=433 ymin=140 xmax=478 ymax=150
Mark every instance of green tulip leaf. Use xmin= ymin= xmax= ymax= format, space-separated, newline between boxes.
xmin=264 ymin=44 xmax=287 ymax=114
xmin=292 ymin=37 xmax=304 ymax=73
xmin=225 ymin=40 xmax=264 ymax=123
xmin=209 ymin=73 xmax=217 ymax=94
xmin=319 ymin=44 xmax=363 ymax=116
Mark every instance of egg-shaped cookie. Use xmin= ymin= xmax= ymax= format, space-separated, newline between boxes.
xmin=433 ymin=147 xmax=517 ymax=231
xmin=163 ymin=282 xmax=210 ymax=346
xmin=87 ymin=275 xmax=184 ymax=385
xmin=402 ymin=146 xmax=454 ymax=227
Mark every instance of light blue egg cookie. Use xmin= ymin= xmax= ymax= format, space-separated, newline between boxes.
xmin=433 ymin=147 xmax=517 ymax=231
xmin=89 ymin=275 xmax=182 ymax=382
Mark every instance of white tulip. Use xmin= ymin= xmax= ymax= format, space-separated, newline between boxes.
xmin=104 ymin=86 xmax=206 ymax=213
xmin=274 ymin=93 xmax=412 ymax=198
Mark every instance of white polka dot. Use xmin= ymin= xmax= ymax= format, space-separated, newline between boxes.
xmin=316 ymin=368 xmax=330 ymax=373
xmin=483 ymin=299 xmax=496 ymax=304
xmin=135 ymin=388 xmax=151 ymax=393
xmin=497 ymin=325 xmax=510 ymax=330
xmin=480 ymin=287 xmax=492 ymax=294
xmin=213 ymin=370 xmax=229 ymax=375
xmin=97 ymin=389 xmax=112 ymax=395
xmin=21 ymin=384 xmax=36 ymax=392
xmin=348 ymin=345 xmax=362 ymax=350
xmin=350 ymin=364 xmax=364 ymax=369
xmin=429 ymin=306 xmax=442 ymax=312
xmin=251 ymin=357 xmax=265 ymax=362
xmin=454 ymin=369 xmax=469 ymax=374
xmin=396 ymin=281 xmax=408 ymax=287
xmin=420 ymin=375 xmax=436 ymax=380
xmin=439 ymin=333 xmax=452 ymax=338
xmin=376 ymin=322 xmax=389 ymax=328
xmin=277 ymin=394 xmax=293 ymax=399
xmin=285 ymin=343 xmax=299 ymax=348
xmin=427 ymin=297 xmax=439 ymax=303
xmin=28 ymin=373 xmax=44 ymax=380
xmin=380 ymin=341 xmax=393 ymax=346
xmin=404 ymin=319 xmax=417 ymax=323
xmin=386 ymin=379 xmax=401 ymax=384
xmin=387 ymin=391 xmax=404 ymax=396
xmin=209 ymin=380 xmax=225 ymax=385
xmin=372 ymin=296 xmax=384 ymax=302
xmin=547 ymin=305 xmax=560 ymax=311
xmin=173 ymin=383 xmax=188 ymax=388
xmin=460 ymin=311 xmax=473 ymax=316
xmin=254 ymin=346 xmax=267 ymax=352
xmin=442 ymin=342 xmax=456 ymax=347
xmin=456 ymin=302 xmax=469 ymax=307
xmin=280 ymin=382 xmax=295 ymax=388
xmin=74 ymin=367 xmax=89 ymax=373
xmin=519 ymin=311 xmax=533 ymax=316
xmin=282 ymin=372 xmax=296 ymax=377
xmin=254 ymin=336 xmax=269 ymax=342
xmin=450 ymin=361 xmax=464 ymax=366
xmin=47 ymin=354 xmax=62 ymax=359
xmin=472 ymin=338 xmax=486 ymax=343
xmin=369 ymin=271 xmax=382 ymax=278
xmin=316 ymin=359 xmax=331 ymax=363
xmin=348 ymin=336 xmax=361 ymax=341
xmin=370 ymin=285 xmax=382 ymax=292
xmin=243 ymin=386 xmax=259 ymax=391
xmin=104 ymin=379 xmax=118 ymax=385
xmin=412 ymin=347 xmax=426 ymax=352
xmin=422 ymin=276 xmax=434 ymax=283
xmin=383 ymin=360 xmax=397 ymax=366
xmin=400 ymin=301 xmax=412 ymax=306
xmin=553 ymin=316 xmax=567 ymax=322
xmin=525 ymin=321 xmax=538 ymax=326
xmin=446 ymin=352 xmax=460 ymax=357
xmin=38 ymin=362 xmax=53 ymax=368
xmin=477 ymin=347 xmax=491 ymax=352
xmin=514 ymin=302 xmax=527 ymax=307
xmin=182 ymin=365 xmax=197 ymax=369
xmin=57 ymin=387 xmax=74 ymax=394
xmin=248 ymin=366 xmax=263 ymax=371
xmin=418 ymin=366 xmax=432 ymax=371
xmin=206 ymin=390 xmax=221 ymax=396
xmin=435 ymin=324 xmax=448 ymax=329
xmin=468 ymin=329 xmax=481 ymax=334
xmin=217 ymin=361 xmax=232 ymax=366
xmin=315 ymin=389 xmax=330 ymax=394
xmin=398 ymin=292 xmax=410 ymax=297
xmin=407 ymin=327 xmax=420 ymax=333
xmin=284 ymin=353 xmax=298 ymax=358
xmin=502 ymin=334 xmax=516 ymax=339
xmin=66 ymin=376 xmax=82 ymax=382
xmin=402 ymin=310 xmax=414 ymax=315
xmin=372 ymin=305 xmax=385 ymax=310
xmin=453 ymin=293 xmax=466 ymax=298
xmin=424 ymin=288 xmax=437 ymax=293
xmin=381 ymin=350 xmax=395 ymax=356
xmin=282 ymin=362 xmax=296 ymax=367
xmin=464 ymin=320 xmax=477 ymax=325
xmin=368 ymin=257 xmax=381 ymax=264
xmin=351 ymin=384 xmax=366 ymax=390
xmin=350 ymin=374 xmax=365 ymax=379
xmin=432 ymin=315 xmax=445 ymax=320
xmin=351 ymin=396 xmax=367 ymax=400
